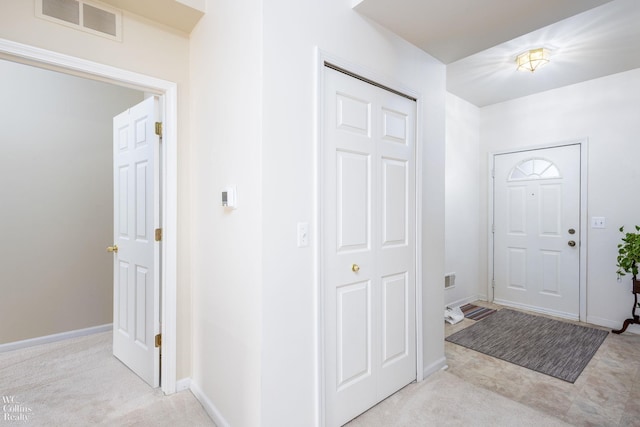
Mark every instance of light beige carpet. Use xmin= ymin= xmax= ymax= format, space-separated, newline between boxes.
xmin=2 ymin=331 xmax=573 ymax=426
xmin=346 ymin=369 xmax=572 ymax=427
xmin=0 ymin=332 xmax=214 ymax=426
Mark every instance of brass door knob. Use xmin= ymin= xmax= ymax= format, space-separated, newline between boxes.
xmin=107 ymin=245 xmax=118 ymax=253
xmin=352 ymin=264 xmax=360 ymax=272
xmin=568 ymin=240 xmax=576 ymax=247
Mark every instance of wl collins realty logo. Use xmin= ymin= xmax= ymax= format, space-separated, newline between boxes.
xmin=2 ymin=396 xmax=32 ymax=422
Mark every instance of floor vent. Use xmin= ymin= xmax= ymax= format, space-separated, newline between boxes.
xmin=444 ymin=273 xmax=456 ymax=289
xmin=36 ymin=0 xmax=122 ymax=41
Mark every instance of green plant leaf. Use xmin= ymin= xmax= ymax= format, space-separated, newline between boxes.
xmin=616 ymin=225 xmax=640 ymax=279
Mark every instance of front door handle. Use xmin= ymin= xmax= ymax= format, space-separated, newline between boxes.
xmin=568 ymin=240 xmax=576 ymax=247
xmin=107 ymin=245 xmax=118 ymax=253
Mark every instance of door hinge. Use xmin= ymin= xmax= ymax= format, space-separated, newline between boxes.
xmin=491 ymin=168 xmax=495 ymax=178
xmin=492 ymin=224 xmax=495 ymax=233
xmin=492 ymin=279 xmax=496 ymax=288
xmin=155 ymin=228 xmax=162 ymax=242
xmin=155 ymin=333 xmax=162 ymax=348
xmin=155 ymin=122 xmax=163 ymax=136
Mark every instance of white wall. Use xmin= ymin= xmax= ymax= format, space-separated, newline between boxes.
xmin=0 ymin=60 xmax=143 ymax=343
xmin=0 ymin=2 xmax=447 ymax=424
xmin=261 ymin=1 xmax=447 ymax=423
xmin=188 ymin=1 xmax=263 ymax=426
xmin=189 ymin=0 xmax=446 ymax=426
xmin=479 ymin=68 xmax=640 ymax=329
xmin=261 ymin=4 xmax=446 ymax=423
xmin=445 ymin=93 xmax=482 ymax=306
xmin=0 ymin=0 xmax=192 ymax=378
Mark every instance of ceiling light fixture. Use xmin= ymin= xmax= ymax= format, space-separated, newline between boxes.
xmin=516 ymin=48 xmax=550 ymax=72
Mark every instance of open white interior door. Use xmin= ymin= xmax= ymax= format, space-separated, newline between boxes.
xmin=111 ymin=96 xmax=161 ymax=387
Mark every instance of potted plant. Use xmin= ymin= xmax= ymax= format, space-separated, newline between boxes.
xmin=617 ymin=225 xmax=640 ymax=293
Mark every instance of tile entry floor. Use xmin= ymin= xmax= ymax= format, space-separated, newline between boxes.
xmin=445 ymin=301 xmax=640 ymax=427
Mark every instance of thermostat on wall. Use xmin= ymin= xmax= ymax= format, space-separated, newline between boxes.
xmin=222 ymin=186 xmax=237 ymax=209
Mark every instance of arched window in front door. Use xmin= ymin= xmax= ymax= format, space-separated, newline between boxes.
xmin=508 ymin=157 xmax=561 ymax=181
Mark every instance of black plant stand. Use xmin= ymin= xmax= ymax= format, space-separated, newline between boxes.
xmin=612 ymin=278 xmax=640 ymax=334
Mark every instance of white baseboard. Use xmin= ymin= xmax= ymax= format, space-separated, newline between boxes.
xmin=493 ymin=299 xmax=579 ymax=321
xmin=176 ymin=377 xmax=191 ymax=392
xmin=0 ymin=324 xmax=112 ymax=353
xmin=444 ymin=294 xmax=485 ymax=309
xmin=422 ymin=356 xmax=447 ymax=379
xmin=587 ymin=315 xmax=640 ymax=334
xmin=627 ymin=324 xmax=640 ymax=335
xmin=190 ymin=380 xmax=231 ymax=427
xmin=586 ymin=315 xmax=618 ymax=329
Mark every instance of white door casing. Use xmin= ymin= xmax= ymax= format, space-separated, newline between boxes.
xmin=0 ymin=38 xmax=178 ymax=394
xmin=323 ymin=66 xmax=417 ymax=426
xmin=493 ymin=144 xmax=581 ymax=319
xmin=112 ymin=96 xmax=161 ymax=387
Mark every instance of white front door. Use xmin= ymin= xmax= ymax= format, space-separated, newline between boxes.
xmin=111 ymin=96 xmax=161 ymax=387
xmin=323 ymin=66 xmax=417 ymax=426
xmin=493 ymin=144 xmax=581 ymax=319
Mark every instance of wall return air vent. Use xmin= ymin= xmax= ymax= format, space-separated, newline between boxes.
xmin=444 ymin=273 xmax=456 ymax=289
xmin=36 ymin=0 xmax=122 ymax=41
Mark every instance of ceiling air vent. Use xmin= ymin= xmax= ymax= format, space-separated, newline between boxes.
xmin=36 ymin=0 xmax=122 ymax=41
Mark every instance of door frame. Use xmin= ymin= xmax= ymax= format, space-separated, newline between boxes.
xmin=315 ymin=49 xmax=424 ymax=426
xmin=0 ymin=38 xmax=178 ymax=395
xmin=487 ymin=139 xmax=588 ymax=321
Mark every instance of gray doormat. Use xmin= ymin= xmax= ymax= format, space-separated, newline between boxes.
xmin=446 ymin=309 xmax=609 ymax=383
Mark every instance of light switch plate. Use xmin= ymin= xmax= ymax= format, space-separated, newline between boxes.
xmin=297 ymin=222 xmax=309 ymax=247
xmin=591 ymin=217 xmax=606 ymax=229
